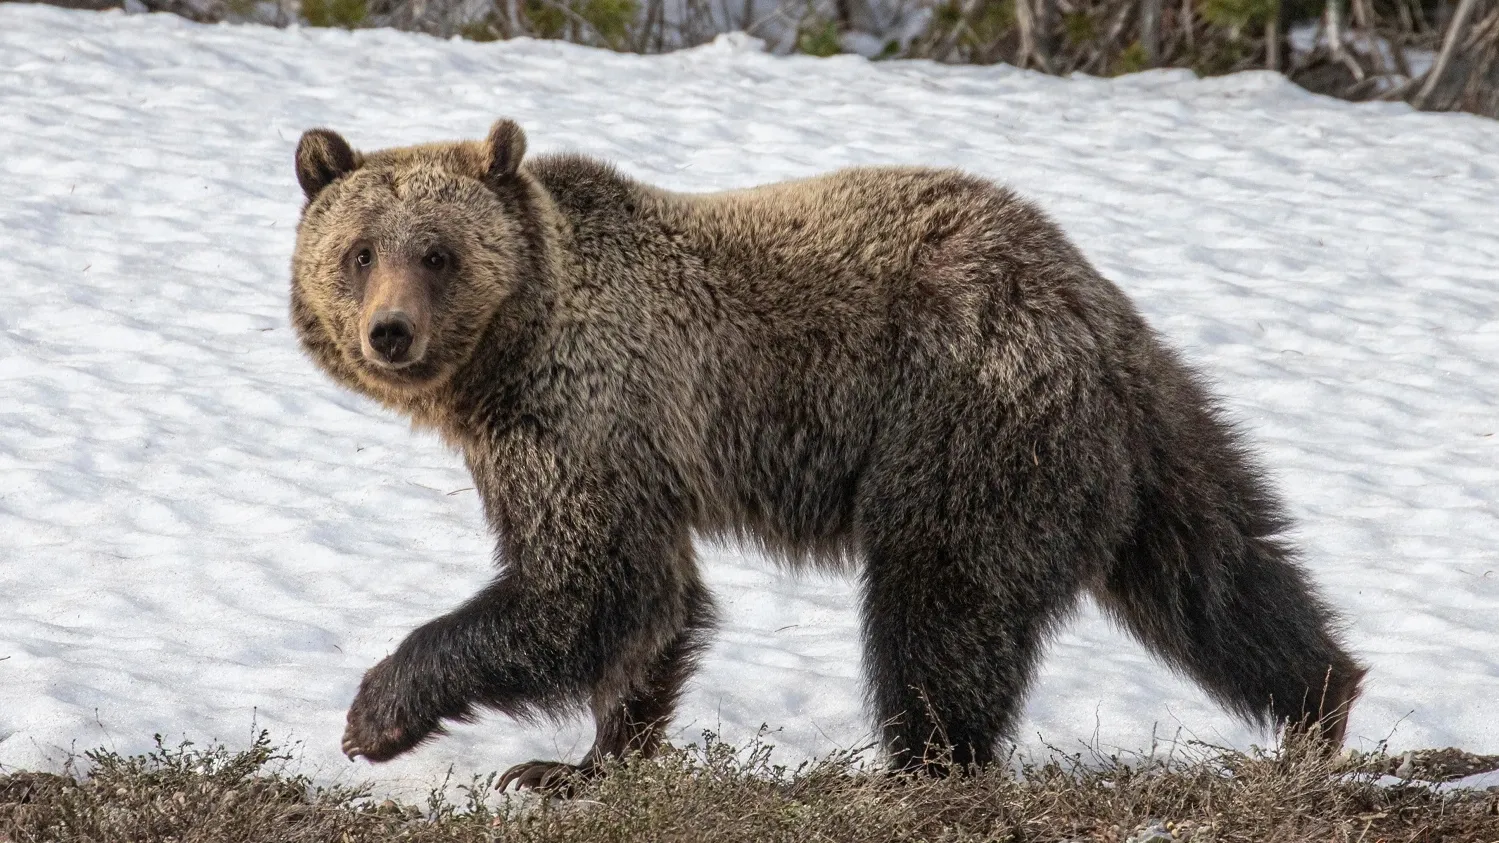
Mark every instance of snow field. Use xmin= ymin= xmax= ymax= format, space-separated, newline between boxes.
xmin=1 ymin=4 xmax=1498 ymax=797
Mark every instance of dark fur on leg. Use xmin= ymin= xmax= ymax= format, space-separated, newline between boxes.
xmin=855 ymin=300 xmax=1135 ymax=774
xmin=497 ymin=582 xmax=717 ymax=793
xmin=341 ymin=454 xmax=703 ymax=764
xmin=862 ymin=551 xmax=1077 ymax=775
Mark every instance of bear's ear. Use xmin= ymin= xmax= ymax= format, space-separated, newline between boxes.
xmin=295 ymin=129 xmax=358 ymax=201
xmin=482 ymin=119 xmax=527 ymax=182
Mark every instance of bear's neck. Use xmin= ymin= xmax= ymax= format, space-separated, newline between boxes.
xmin=428 ymin=172 xmax=570 ymax=452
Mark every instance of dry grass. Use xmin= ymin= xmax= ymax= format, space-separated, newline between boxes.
xmin=3 ymin=730 xmax=1498 ymax=842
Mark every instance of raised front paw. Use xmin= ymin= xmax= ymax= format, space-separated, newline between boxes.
xmin=497 ymin=759 xmax=599 ymax=797
xmin=341 ymin=654 xmax=444 ymax=763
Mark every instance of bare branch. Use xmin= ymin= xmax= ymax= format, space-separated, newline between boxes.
xmin=934 ymin=0 xmax=983 ymax=61
xmin=1414 ymin=0 xmax=1482 ymax=106
xmin=1141 ymin=0 xmax=1162 ymax=66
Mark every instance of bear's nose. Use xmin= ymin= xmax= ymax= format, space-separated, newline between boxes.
xmin=368 ymin=312 xmax=415 ymax=364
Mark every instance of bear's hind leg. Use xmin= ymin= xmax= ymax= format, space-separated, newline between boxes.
xmin=860 ymin=535 xmax=1085 ymax=775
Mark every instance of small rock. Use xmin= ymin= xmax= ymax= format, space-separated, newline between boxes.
xmin=1126 ymin=819 xmax=1175 ymax=843
xmin=1394 ymin=751 xmax=1416 ymax=779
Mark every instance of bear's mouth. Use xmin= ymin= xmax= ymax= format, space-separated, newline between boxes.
xmin=362 ymin=358 xmax=442 ymax=385
xmin=346 ymin=341 xmax=445 ymax=391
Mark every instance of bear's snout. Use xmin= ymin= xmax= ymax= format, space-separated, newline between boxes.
xmin=368 ymin=312 xmax=416 ymax=365
xmin=356 ymin=263 xmax=433 ymax=373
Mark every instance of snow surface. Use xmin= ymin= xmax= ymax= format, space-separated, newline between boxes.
xmin=2 ymin=4 xmax=1498 ymax=798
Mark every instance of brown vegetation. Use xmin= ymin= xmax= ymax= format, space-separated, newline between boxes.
xmin=3 ymin=730 xmax=1499 ymax=842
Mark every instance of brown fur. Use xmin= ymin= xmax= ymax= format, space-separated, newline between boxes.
xmin=289 ymin=119 xmax=1365 ymax=786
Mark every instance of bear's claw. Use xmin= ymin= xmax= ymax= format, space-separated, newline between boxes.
xmin=496 ymin=760 xmax=595 ymax=796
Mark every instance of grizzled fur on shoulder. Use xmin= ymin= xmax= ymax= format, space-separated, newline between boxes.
xmin=289 ymin=119 xmax=1366 ymax=787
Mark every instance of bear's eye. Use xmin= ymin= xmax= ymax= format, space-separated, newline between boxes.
xmin=354 ymin=248 xmax=373 ymax=268
xmin=422 ymin=250 xmax=448 ymax=271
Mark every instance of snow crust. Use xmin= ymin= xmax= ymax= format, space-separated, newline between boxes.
xmin=1 ymin=4 xmax=1497 ymax=797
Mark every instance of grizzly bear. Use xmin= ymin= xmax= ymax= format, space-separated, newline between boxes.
xmin=289 ymin=119 xmax=1365 ymax=791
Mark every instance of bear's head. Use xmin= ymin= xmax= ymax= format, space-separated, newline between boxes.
xmin=289 ymin=119 xmax=536 ymax=410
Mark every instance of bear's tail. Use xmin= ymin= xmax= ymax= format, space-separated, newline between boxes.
xmin=1091 ymin=346 xmax=1366 ymax=745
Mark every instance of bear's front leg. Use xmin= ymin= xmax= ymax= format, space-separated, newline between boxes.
xmin=338 ymin=514 xmax=703 ymax=767
xmin=495 ymin=579 xmax=716 ymax=793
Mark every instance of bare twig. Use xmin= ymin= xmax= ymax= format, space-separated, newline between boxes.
xmin=1461 ymin=5 xmax=1499 ymax=50
xmin=1324 ymin=0 xmax=1368 ymax=80
xmin=935 ymin=0 xmax=983 ymax=60
xmin=502 ymin=0 xmax=521 ymax=36
xmin=1141 ymin=0 xmax=1162 ymax=65
xmin=532 ymin=0 xmax=618 ymax=46
xmin=1015 ymin=0 xmax=1055 ymax=71
xmin=1266 ymin=0 xmax=1283 ymax=71
xmin=633 ymin=0 xmax=663 ymax=51
xmin=1378 ymin=72 xmax=1423 ymax=99
xmin=1414 ymin=0 xmax=1482 ymax=106
xmin=1353 ymin=0 xmax=1394 ymax=75
xmin=1081 ymin=0 xmax=1135 ymax=73
xmin=742 ymin=0 xmax=806 ymax=40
